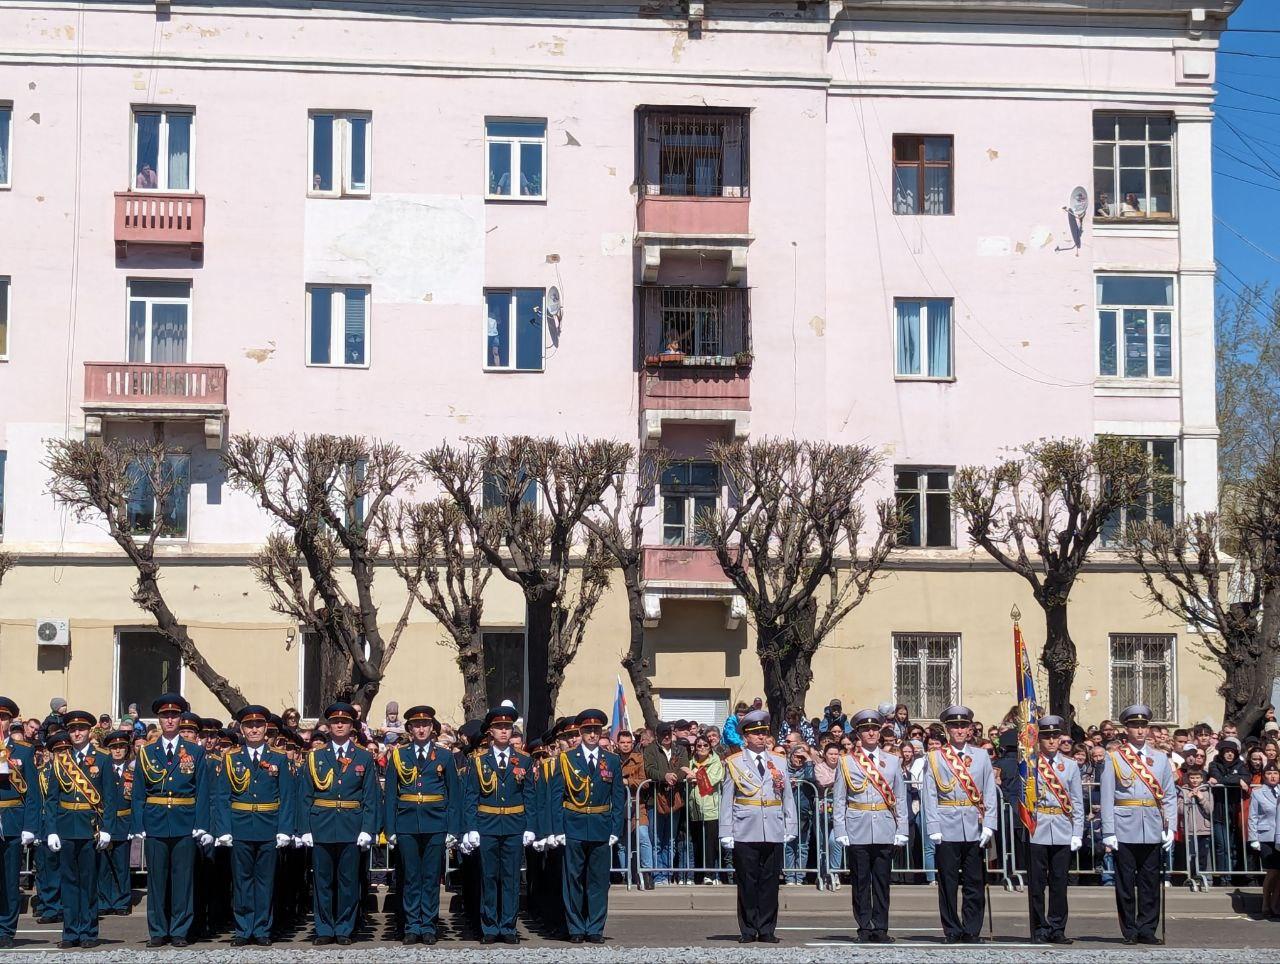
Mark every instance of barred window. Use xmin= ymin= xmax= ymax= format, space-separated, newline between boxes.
xmin=893 ymin=632 xmax=960 ymax=721
xmin=1109 ymin=633 xmax=1174 ymax=722
xmin=638 ymin=108 xmax=748 ymax=198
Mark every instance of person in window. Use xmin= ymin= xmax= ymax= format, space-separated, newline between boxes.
xmin=1096 ymin=193 xmax=1113 ymax=218
xmin=1120 ymin=193 xmax=1141 ymax=217
xmin=136 ymin=164 xmax=158 ymax=189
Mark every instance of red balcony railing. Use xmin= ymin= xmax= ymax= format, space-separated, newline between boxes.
xmin=114 ymin=192 xmax=205 ymax=259
xmin=642 ymin=545 xmax=732 ymax=585
xmin=83 ymin=362 xmax=227 ymax=409
xmin=636 ymin=109 xmax=750 ymax=236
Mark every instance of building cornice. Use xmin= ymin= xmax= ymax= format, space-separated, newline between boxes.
xmin=839 ymin=0 xmax=1239 ymax=18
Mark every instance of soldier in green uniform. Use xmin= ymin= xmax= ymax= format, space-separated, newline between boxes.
xmin=462 ymin=706 xmax=535 ymax=944
xmin=33 ymin=734 xmax=67 ymax=925
xmin=0 ymin=697 xmax=40 ymax=948
xmin=548 ymin=708 xmax=626 ymax=944
xmin=96 ymin=730 xmax=135 ymax=916
xmin=43 ymin=709 xmax=116 ymax=949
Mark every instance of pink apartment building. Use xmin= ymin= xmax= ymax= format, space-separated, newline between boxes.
xmin=0 ymin=1 xmax=1240 ymax=727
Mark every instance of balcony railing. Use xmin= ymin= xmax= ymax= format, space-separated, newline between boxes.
xmin=638 ymin=109 xmax=749 ymax=198
xmin=642 ymin=545 xmax=732 ymax=586
xmin=114 ymin=192 xmax=205 ymax=259
xmin=83 ymin=362 xmax=227 ymax=409
xmin=639 ymin=285 xmax=750 ymax=365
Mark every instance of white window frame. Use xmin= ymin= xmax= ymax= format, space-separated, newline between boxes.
xmin=892 ymin=632 xmax=961 ymax=722
xmin=125 ymin=451 xmax=192 ymax=541
xmin=0 ymin=275 xmax=9 ymax=361
xmin=130 ymin=107 xmax=195 ymax=193
xmin=1100 ymin=437 xmax=1180 ymax=545
xmin=1096 ymin=274 xmax=1178 ymax=381
xmin=0 ymin=449 xmax=7 ymax=541
xmin=0 ymin=102 xmax=12 ymax=189
xmin=308 ymin=111 xmax=371 ymax=198
xmin=126 ymin=279 xmax=192 ymax=364
xmin=893 ymin=297 xmax=954 ymax=381
xmin=660 ymin=461 xmax=720 ymax=546
xmin=305 ymin=285 xmax=370 ymax=369
xmin=894 ymin=467 xmax=955 ymax=549
xmin=1092 ymin=113 xmax=1176 ymax=222
xmin=483 ymin=288 xmax=545 ymax=372
xmin=113 ymin=626 xmax=187 ymax=722
xmin=485 ymin=118 xmax=547 ymax=201
xmin=1108 ymin=632 xmax=1176 ymax=723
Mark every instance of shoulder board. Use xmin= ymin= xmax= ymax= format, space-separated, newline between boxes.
xmin=725 ymin=750 xmax=743 ymax=761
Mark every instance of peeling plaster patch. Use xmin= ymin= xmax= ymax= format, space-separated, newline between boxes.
xmin=1072 ymin=304 xmax=1086 ymax=312
xmin=601 ymin=233 xmax=628 ymax=256
xmin=62 ymin=25 xmax=74 ymax=40
xmin=563 ymin=131 xmax=581 ymax=147
xmin=243 ymin=341 xmax=276 ymax=364
xmin=35 ymin=195 xmax=44 ymax=203
xmin=987 ymin=148 xmax=999 ymax=160
xmin=28 ymin=82 xmax=36 ymax=91
xmin=808 ymin=315 xmax=826 ymax=337
xmin=672 ymin=36 xmax=686 ymax=61
xmin=534 ymin=35 xmax=567 ymax=55
xmin=977 ymin=236 xmax=1012 ymax=257
xmin=1014 ymin=242 xmax=1027 ymax=255
xmin=422 ymin=292 xmax=433 ymax=302
xmin=1030 ymin=226 xmax=1054 ymax=248
xmin=27 ymin=113 xmax=39 ymax=125
xmin=1021 ymin=341 xmax=1030 ymax=348
xmin=605 ymin=165 xmax=616 ymax=177
xmin=448 ymin=405 xmax=470 ymax=424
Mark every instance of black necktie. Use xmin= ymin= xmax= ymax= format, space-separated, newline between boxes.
xmin=417 ymin=747 xmax=425 ymax=764
xmin=166 ymin=744 xmax=174 ymax=763
xmin=498 ymin=751 xmax=507 ymax=770
xmin=757 ymin=755 xmax=766 ymax=779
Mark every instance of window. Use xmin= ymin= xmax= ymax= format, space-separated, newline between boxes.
xmin=131 ymin=108 xmax=193 ymax=191
xmin=484 ymin=289 xmax=543 ymax=371
xmin=661 ymin=461 xmax=719 ymax=546
xmin=309 ymin=111 xmax=371 ymax=196
xmin=895 ymin=468 xmax=954 ymax=548
xmin=0 ymin=275 xmax=9 ymax=359
xmin=1110 ymin=633 xmax=1174 ymax=722
xmin=125 ymin=453 xmax=191 ymax=538
xmin=482 ymin=630 xmax=526 ymax=707
xmin=895 ymin=298 xmax=953 ymax=378
xmin=893 ymin=135 xmax=953 ymax=215
xmin=1093 ymin=114 xmax=1174 ymax=220
xmin=0 ymin=104 xmax=11 ymax=187
xmin=116 ymin=629 xmax=182 ymax=719
xmin=1101 ymin=438 xmax=1178 ymax=544
xmin=1097 ymin=275 xmax=1175 ymax=379
xmin=638 ymin=109 xmax=748 ymax=198
xmin=0 ymin=450 xmax=6 ymax=540
xmin=640 ymin=286 xmax=750 ymax=360
xmin=307 ymin=286 xmax=369 ymax=367
xmin=482 ymin=470 xmax=537 ymax=510
xmin=893 ymin=632 xmax=960 ymax=721
xmin=485 ymin=120 xmax=546 ymax=200
xmin=127 ymin=280 xmax=190 ymax=364
xmin=301 ymin=629 xmax=371 ymax=719
xmin=658 ymin=689 xmax=730 ymax=729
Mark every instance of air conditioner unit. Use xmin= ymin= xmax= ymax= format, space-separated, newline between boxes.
xmin=36 ymin=618 xmax=70 ymax=647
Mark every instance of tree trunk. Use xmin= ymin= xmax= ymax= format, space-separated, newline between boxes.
xmin=758 ymin=607 xmax=817 ymax=725
xmin=526 ymin=592 xmax=555 ymax=735
xmin=1041 ymin=600 xmax=1077 ymax=719
xmin=134 ymin=569 xmax=248 ymax=714
xmin=457 ymin=630 xmax=489 ymax=721
xmin=1219 ymin=598 xmax=1280 ymax=736
xmin=620 ymin=566 xmax=660 ymax=729
xmin=318 ymin=634 xmax=353 ymax=711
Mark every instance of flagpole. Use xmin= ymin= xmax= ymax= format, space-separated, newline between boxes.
xmin=1013 ymin=604 xmax=1035 ymax=945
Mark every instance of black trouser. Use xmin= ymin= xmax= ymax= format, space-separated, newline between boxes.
xmin=1028 ymin=843 xmax=1071 ymax=939
xmin=935 ymin=840 xmax=985 ymax=939
xmin=732 ymin=841 xmax=782 ymax=939
xmin=847 ymin=843 xmax=893 ymax=938
xmin=1114 ymin=842 xmax=1161 ymax=939
xmin=689 ymin=819 xmax=718 ymax=884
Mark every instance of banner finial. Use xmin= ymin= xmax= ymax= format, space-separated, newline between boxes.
xmin=1010 ymin=604 xmax=1022 ymax=622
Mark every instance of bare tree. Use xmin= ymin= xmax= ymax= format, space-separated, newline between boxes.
xmin=1217 ymin=285 xmax=1280 ymax=485
xmin=582 ymin=448 xmax=668 ymax=729
xmin=954 ymin=437 xmax=1152 ymax=720
xmin=44 ymin=437 xmax=248 ymax=713
xmin=1123 ymin=449 xmax=1280 ymax=734
xmin=223 ymin=433 xmax=418 ymax=714
xmin=386 ymin=499 xmax=493 ymax=721
xmin=420 ymin=437 xmax=631 ymax=733
xmin=0 ymin=550 xmax=12 ymax=588
xmin=700 ymin=439 xmax=898 ymax=723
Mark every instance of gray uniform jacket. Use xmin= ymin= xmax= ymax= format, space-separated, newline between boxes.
xmin=1248 ymin=784 xmax=1280 ymax=845
xmin=718 ymin=749 xmax=798 ymax=844
xmin=922 ymin=744 xmax=998 ymax=841
xmin=1100 ymin=742 xmax=1178 ymax=844
xmin=1029 ymin=753 xmax=1085 ymax=846
xmin=832 ymin=749 xmax=908 ymax=845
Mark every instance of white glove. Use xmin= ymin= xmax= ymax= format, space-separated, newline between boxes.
xmin=356 ymin=831 xmax=373 ymax=849
xmin=191 ymin=828 xmax=204 ymax=839
xmin=979 ymin=827 xmax=994 ymax=848
xmin=785 ymin=833 xmax=797 ymax=843
xmin=522 ymin=830 xmax=536 ymax=846
xmin=1103 ymin=835 xmax=1118 ymax=851
xmin=445 ymin=833 xmax=457 ymax=846
xmin=543 ymin=834 xmax=560 ymax=850
xmin=215 ymin=834 xmax=233 ymax=848
xmin=300 ymin=832 xmax=314 ymax=848
xmin=135 ymin=831 xmax=146 ymax=841
xmin=387 ymin=834 xmax=397 ymax=848
xmin=1251 ymin=840 xmax=1262 ymax=852
xmin=893 ymin=834 xmax=908 ymax=848
xmin=1162 ymin=828 xmax=1175 ymax=850
xmin=46 ymin=834 xmax=62 ymax=852
xmin=96 ymin=831 xmax=112 ymax=851
xmin=533 ymin=838 xmax=547 ymax=852
xmin=276 ymin=834 xmax=290 ymax=849
xmin=463 ymin=831 xmax=480 ymax=850
xmin=198 ymin=833 xmax=214 ymax=848
xmin=720 ymin=836 xmax=734 ymax=850
xmin=555 ymin=833 xmax=566 ymax=847
xmin=836 ymin=835 xmax=851 ymax=847
xmin=929 ymin=832 xmax=942 ymax=844
xmin=1070 ymin=836 xmax=1082 ymax=852
xmin=20 ymin=831 xmax=35 ymax=847
xmin=608 ymin=834 xmax=619 ymax=846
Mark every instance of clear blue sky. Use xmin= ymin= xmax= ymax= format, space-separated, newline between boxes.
xmin=1215 ymin=0 xmax=1280 ymax=295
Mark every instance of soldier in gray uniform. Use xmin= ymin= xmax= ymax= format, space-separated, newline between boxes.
xmin=1027 ymin=715 xmax=1084 ymax=945
xmin=833 ymin=709 xmax=907 ymax=944
xmin=1101 ymin=703 xmax=1176 ymax=945
xmin=922 ymin=705 xmax=997 ymax=944
xmin=718 ymin=710 xmax=797 ymax=944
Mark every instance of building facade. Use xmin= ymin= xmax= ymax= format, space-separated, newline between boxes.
xmin=0 ymin=0 xmax=1240 ymax=727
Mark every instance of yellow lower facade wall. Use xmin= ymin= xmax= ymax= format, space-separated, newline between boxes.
xmin=0 ymin=559 xmax=1225 ymax=729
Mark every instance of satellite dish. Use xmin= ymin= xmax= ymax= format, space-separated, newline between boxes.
xmin=546 ymin=286 xmax=563 ymax=319
xmin=1068 ymin=186 xmax=1089 ymax=221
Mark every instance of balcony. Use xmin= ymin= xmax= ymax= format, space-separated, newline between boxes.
xmin=638 ymin=285 xmax=751 ymax=442
xmin=635 ymin=109 xmax=751 ymax=282
xmin=641 ymin=545 xmax=744 ymax=629
xmin=82 ymin=362 xmax=228 ymax=448
xmin=114 ymin=192 xmax=205 ymax=260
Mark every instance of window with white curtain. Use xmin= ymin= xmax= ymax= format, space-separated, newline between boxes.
xmin=127 ymin=280 xmax=190 ymax=364
xmin=894 ymin=298 xmax=953 ymax=379
xmin=0 ymin=104 xmax=11 ymax=187
xmin=307 ymin=286 xmax=369 ymax=367
xmin=309 ymin=112 xmax=371 ymax=196
xmin=125 ymin=453 xmax=191 ymax=538
xmin=0 ymin=275 xmax=9 ymax=359
xmin=485 ymin=120 xmax=546 ymax=200
xmin=131 ymin=108 xmax=193 ymax=191
xmin=1096 ymin=275 xmax=1175 ymax=379
xmin=893 ymin=135 xmax=953 ymax=215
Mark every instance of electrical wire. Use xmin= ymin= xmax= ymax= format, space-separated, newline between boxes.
xmin=1216 ymin=216 xmax=1280 ymax=268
